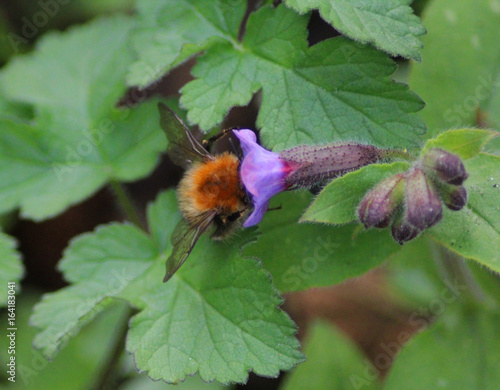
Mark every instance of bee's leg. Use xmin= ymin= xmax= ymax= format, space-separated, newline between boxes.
xmin=227 ymin=209 xmax=246 ymax=222
xmin=211 ymin=209 xmax=247 ymax=240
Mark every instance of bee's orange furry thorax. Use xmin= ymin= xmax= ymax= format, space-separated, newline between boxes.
xmin=178 ymin=152 xmax=245 ymax=220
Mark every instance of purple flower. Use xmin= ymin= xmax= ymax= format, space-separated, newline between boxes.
xmin=233 ymin=130 xmax=295 ymax=227
xmin=233 ymin=130 xmax=385 ymax=227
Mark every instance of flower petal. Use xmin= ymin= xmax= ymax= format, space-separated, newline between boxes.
xmin=233 ymin=130 xmax=289 ymax=226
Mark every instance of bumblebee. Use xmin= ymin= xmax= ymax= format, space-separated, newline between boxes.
xmin=158 ymin=103 xmax=249 ymax=282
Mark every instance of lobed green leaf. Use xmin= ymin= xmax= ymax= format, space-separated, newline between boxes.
xmin=180 ymin=4 xmax=426 ymax=151
xmin=0 ymin=17 xmax=166 ymax=220
xmin=127 ymin=0 xmax=247 ymax=87
xmin=285 ymin=0 xmax=425 ymax=61
xmin=0 ymin=232 xmax=23 ymax=307
xmin=127 ymin=234 xmax=304 ymax=384
xmin=31 ymin=191 xmax=304 ymax=384
xmin=30 ymin=223 xmax=159 ymax=359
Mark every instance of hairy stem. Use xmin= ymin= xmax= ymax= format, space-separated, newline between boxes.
xmin=92 ymin=308 xmax=135 ymax=390
xmin=379 ymin=148 xmax=418 ymax=162
xmin=434 ymin=243 xmax=488 ymax=304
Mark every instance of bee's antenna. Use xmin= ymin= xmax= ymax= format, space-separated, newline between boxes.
xmin=203 ymin=128 xmax=235 ymax=150
xmin=228 ymin=136 xmax=242 ymax=159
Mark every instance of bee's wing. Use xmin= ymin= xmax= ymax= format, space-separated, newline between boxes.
xmin=163 ymin=211 xmax=217 ymax=283
xmin=158 ymin=102 xmax=213 ymax=168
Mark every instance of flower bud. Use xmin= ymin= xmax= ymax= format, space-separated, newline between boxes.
xmin=280 ymin=143 xmax=382 ymax=188
xmin=422 ymin=148 xmax=468 ymax=185
xmin=440 ymin=185 xmax=468 ymax=211
xmin=405 ymin=167 xmax=443 ymax=230
xmin=358 ymin=173 xmax=405 ymax=228
xmin=391 ymin=220 xmax=421 ymax=244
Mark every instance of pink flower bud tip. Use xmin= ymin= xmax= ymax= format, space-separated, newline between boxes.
xmin=358 ymin=173 xmax=405 ymax=228
xmin=423 ymin=148 xmax=468 ymax=186
xmin=391 ymin=220 xmax=421 ymax=244
xmin=405 ymin=167 xmax=443 ymax=230
xmin=442 ymin=185 xmax=468 ymax=211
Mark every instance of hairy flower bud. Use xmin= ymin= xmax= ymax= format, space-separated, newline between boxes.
xmin=280 ymin=143 xmax=381 ymax=188
xmin=423 ymin=148 xmax=468 ymax=185
xmin=405 ymin=167 xmax=443 ymax=230
xmin=440 ymin=185 xmax=468 ymax=211
xmin=358 ymin=173 xmax=405 ymax=228
xmin=391 ymin=220 xmax=421 ymax=244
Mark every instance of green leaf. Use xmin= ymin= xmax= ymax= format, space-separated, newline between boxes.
xmin=487 ymin=84 xmax=500 ymax=154
xmin=32 ymin=191 xmax=303 ymax=384
xmin=285 ymin=0 xmax=425 ymax=61
xmin=127 ymin=233 xmax=304 ymax=384
xmin=301 ymin=162 xmax=410 ymax=224
xmin=0 ymin=17 xmax=166 ymax=220
xmin=30 ymin=191 xmax=180 ymax=359
xmin=243 ymin=191 xmax=402 ymax=292
xmin=281 ymin=321 xmax=381 ymax=390
xmin=467 ymin=261 xmax=500 ymax=309
xmin=147 ymin=190 xmax=182 ymax=252
xmin=181 ymin=4 xmax=426 ymax=150
xmin=30 ymin=223 xmax=159 ymax=359
xmin=122 ymin=373 xmax=228 ymax=390
xmin=1 ymin=17 xmax=133 ymax=120
xmin=421 ymin=129 xmax=498 ymax=159
xmin=127 ymin=0 xmax=247 ymax=87
xmin=409 ymin=0 xmax=500 ymax=137
xmin=429 ymin=153 xmax=500 ymax=274
xmin=384 ymin=307 xmax=500 ymax=390
xmin=0 ymin=294 xmax=130 ymax=390
xmin=0 ymin=232 xmax=23 ymax=307
xmin=384 ymin=237 xmax=492 ymax=314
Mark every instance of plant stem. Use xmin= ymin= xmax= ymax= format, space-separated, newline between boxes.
xmin=380 ymin=148 xmax=418 ymax=162
xmin=434 ymin=243 xmax=487 ymax=304
xmin=110 ymin=180 xmax=145 ymax=230
xmin=92 ymin=308 xmax=135 ymax=390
